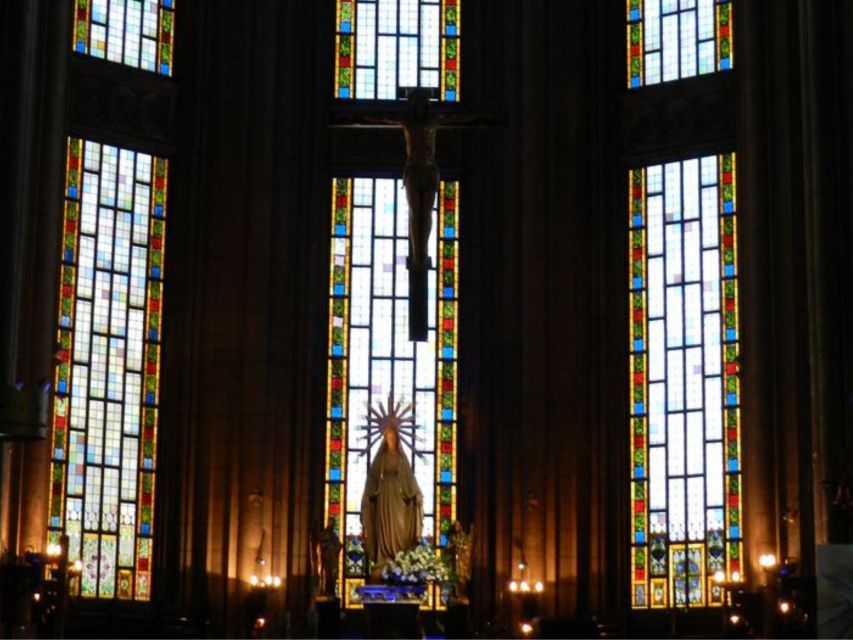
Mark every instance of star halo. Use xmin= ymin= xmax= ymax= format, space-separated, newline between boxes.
xmin=357 ymin=392 xmax=425 ymax=459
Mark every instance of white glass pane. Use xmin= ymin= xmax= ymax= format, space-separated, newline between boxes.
xmin=702 ymin=249 xmax=720 ymax=310
xmin=647 ymin=196 xmax=664 ymax=256
xmin=377 ymin=36 xmax=397 ymax=99
xmin=645 ymin=52 xmax=662 ymax=85
xmin=644 ymin=0 xmax=661 ymax=50
xmin=351 ymin=267 xmax=371 ymax=326
xmin=649 ymin=319 xmax=666 ymax=381
xmin=356 ymin=68 xmax=376 ymax=99
xmin=399 ymin=36 xmax=418 ymax=88
xmin=698 ymin=40 xmax=715 ymax=74
xmin=374 ymin=179 xmax=396 ymax=236
xmin=704 ymin=377 xmax=722 ymax=440
xmin=664 ymin=163 xmax=681 ymax=221
xmin=107 ymin=0 xmax=126 ymax=63
xmin=354 ymin=178 xmax=373 ymax=206
xmin=420 ymin=5 xmax=440 ymax=70
xmin=85 ymin=467 xmax=103 ymax=529
xmin=93 ymin=272 xmax=111 ymax=334
xmin=667 ymin=349 xmax=684 ymax=410
xmin=400 ymin=0 xmax=418 ymax=34
xmin=378 ymin=0 xmax=397 ymax=33
xmin=75 ymin=301 xmax=92 ymax=363
xmin=679 ymin=10 xmax=697 ymax=78
xmin=121 ymin=439 xmax=138 ymax=500
xmin=650 ymin=447 xmax=667 ymax=509
xmin=372 ymin=239 xmax=394 ymax=296
xmin=349 ymin=388 xmax=369 ymax=448
xmin=350 ymin=328 xmax=370 ymax=387
xmin=686 ymin=411 xmax=704 ymax=474
xmin=395 ymin=240 xmax=409 ymax=299
xmin=666 ymin=286 xmax=683 ymax=347
xmin=685 ymin=346 xmax=703 ymax=409
xmin=352 ymin=208 xmax=373 ymax=265
xmin=371 ymin=299 xmax=392 ymax=356
xmin=668 ymin=478 xmax=685 ymax=541
xmin=394 ymin=299 xmax=413 ymax=358
xmin=706 ymin=442 xmax=724 ymax=506
xmin=415 ymin=332 xmax=436 ymax=390
xmin=649 ymin=382 xmax=666 ymax=444
xmin=97 ymin=209 xmax=115 ymax=270
xmin=682 ymin=159 xmax=699 ymax=220
xmin=703 ymin=313 xmax=721 ymax=375
xmin=369 ymin=358 xmax=392 ymax=403
xmin=648 ymin=257 xmax=664 ymax=318
xmin=684 ymin=283 xmax=702 ymax=345
xmin=668 ymin=413 xmax=685 ymax=475
xmin=124 ymin=374 xmax=141 ymax=434
xmin=665 ymin=224 xmax=683 ymax=285
xmin=356 ymin=3 xmax=376 ymax=65
xmin=701 ymin=186 xmax=719 ymax=248
xmin=127 ymin=310 xmax=144 ymax=371
xmin=133 ymin=183 xmax=150 ymax=244
xmin=662 ymin=14 xmax=680 ymax=82
xmin=687 ymin=475 xmax=704 ymax=540
xmin=684 ymin=222 xmax=701 ymax=283
xmin=78 ymin=237 xmax=96 ymax=299
xmin=129 ymin=246 xmax=147 ymax=308
xmin=698 ymin=0 xmax=714 ymax=39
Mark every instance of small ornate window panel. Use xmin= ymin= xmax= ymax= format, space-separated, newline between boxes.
xmin=325 ymin=178 xmax=459 ymax=608
xmin=626 ymin=0 xmax=732 ymax=88
xmin=48 ymin=137 xmax=167 ymax=600
xmin=334 ymin=0 xmax=460 ymax=101
xmin=629 ymin=154 xmax=741 ymax=608
xmin=72 ymin=0 xmax=176 ymax=76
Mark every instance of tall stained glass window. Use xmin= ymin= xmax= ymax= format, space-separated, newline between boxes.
xmin=334 ymin=0 xmax=460 ymax=101
xmin=629 ymin=154 xmax=741 ymax=608
xmin=73 ymin=0 xmax=175 ymax=76
xmin=626 ymin=0 xmax=732 ymax=88
xmin=324 ymin=177 xmax=459 ymax=607
xmin=48 ymin=137 xmax=167 ymax=600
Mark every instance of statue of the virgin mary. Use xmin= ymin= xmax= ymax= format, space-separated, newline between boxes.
xmin=360 ymin=395 xmax=424 ymax=572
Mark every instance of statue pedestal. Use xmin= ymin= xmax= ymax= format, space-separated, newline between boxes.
xmin=442 ymin=601 xmax=472 ymax=639
xmin=356 ymin=585 xmax=425 ymax=639
xmin=314 ymin=597 xmax=340 ymax=639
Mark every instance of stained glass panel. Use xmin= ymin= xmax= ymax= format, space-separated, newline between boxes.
xmin=49 ymin=137 xmax=167 ymax=600
xmin=335 ymin=0 xmax=459 ymax=101
xmin=73 ymin=0 xmax=175 ymax=76
xmin=626 ymin=0 xmax=731 ymax=88
xmin=324 ymin=177 xmax=458 ymax=608
xmin=629 ymin=153 xmax=740 ymax=608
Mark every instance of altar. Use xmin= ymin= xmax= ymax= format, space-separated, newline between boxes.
xmin=356 ymin=585 xmax=425 ymax=639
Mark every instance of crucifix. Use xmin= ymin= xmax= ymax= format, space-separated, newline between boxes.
xmin=330 ymin=87 xmax=504 ymax=341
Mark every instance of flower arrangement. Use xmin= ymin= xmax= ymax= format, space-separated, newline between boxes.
xmin=381 ymin=542 xmax=451 ymax=586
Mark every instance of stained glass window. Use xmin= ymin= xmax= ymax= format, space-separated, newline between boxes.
xmin=48 ymin=137 xmax=167 ymax=600
xmin=324 ymin=177 xmax=458 ymax=608
xmin=334 ymin=0 xmax=460 ymax=101
xmin=626 ymin=0 xmax=732 ymax=88
xmin=72 ymin=0 xmax=175 ymax=76
xmin=629 ymin=153 xmax=741 ymax=608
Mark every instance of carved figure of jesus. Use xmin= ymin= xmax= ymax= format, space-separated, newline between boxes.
xmin=338 ymin=91 xmax=504 ymax=340
xmin=400 ymin=89 xmax=440 ymax=271
xmin=369 ymin=89 xmax=439 ymax=272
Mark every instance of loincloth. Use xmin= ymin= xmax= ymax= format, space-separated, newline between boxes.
xmin=403 ymin=162 xmax=440 ymax=192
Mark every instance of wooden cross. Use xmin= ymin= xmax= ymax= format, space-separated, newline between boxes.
xmin=330 ymin=88 xmax=505 ymax=341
